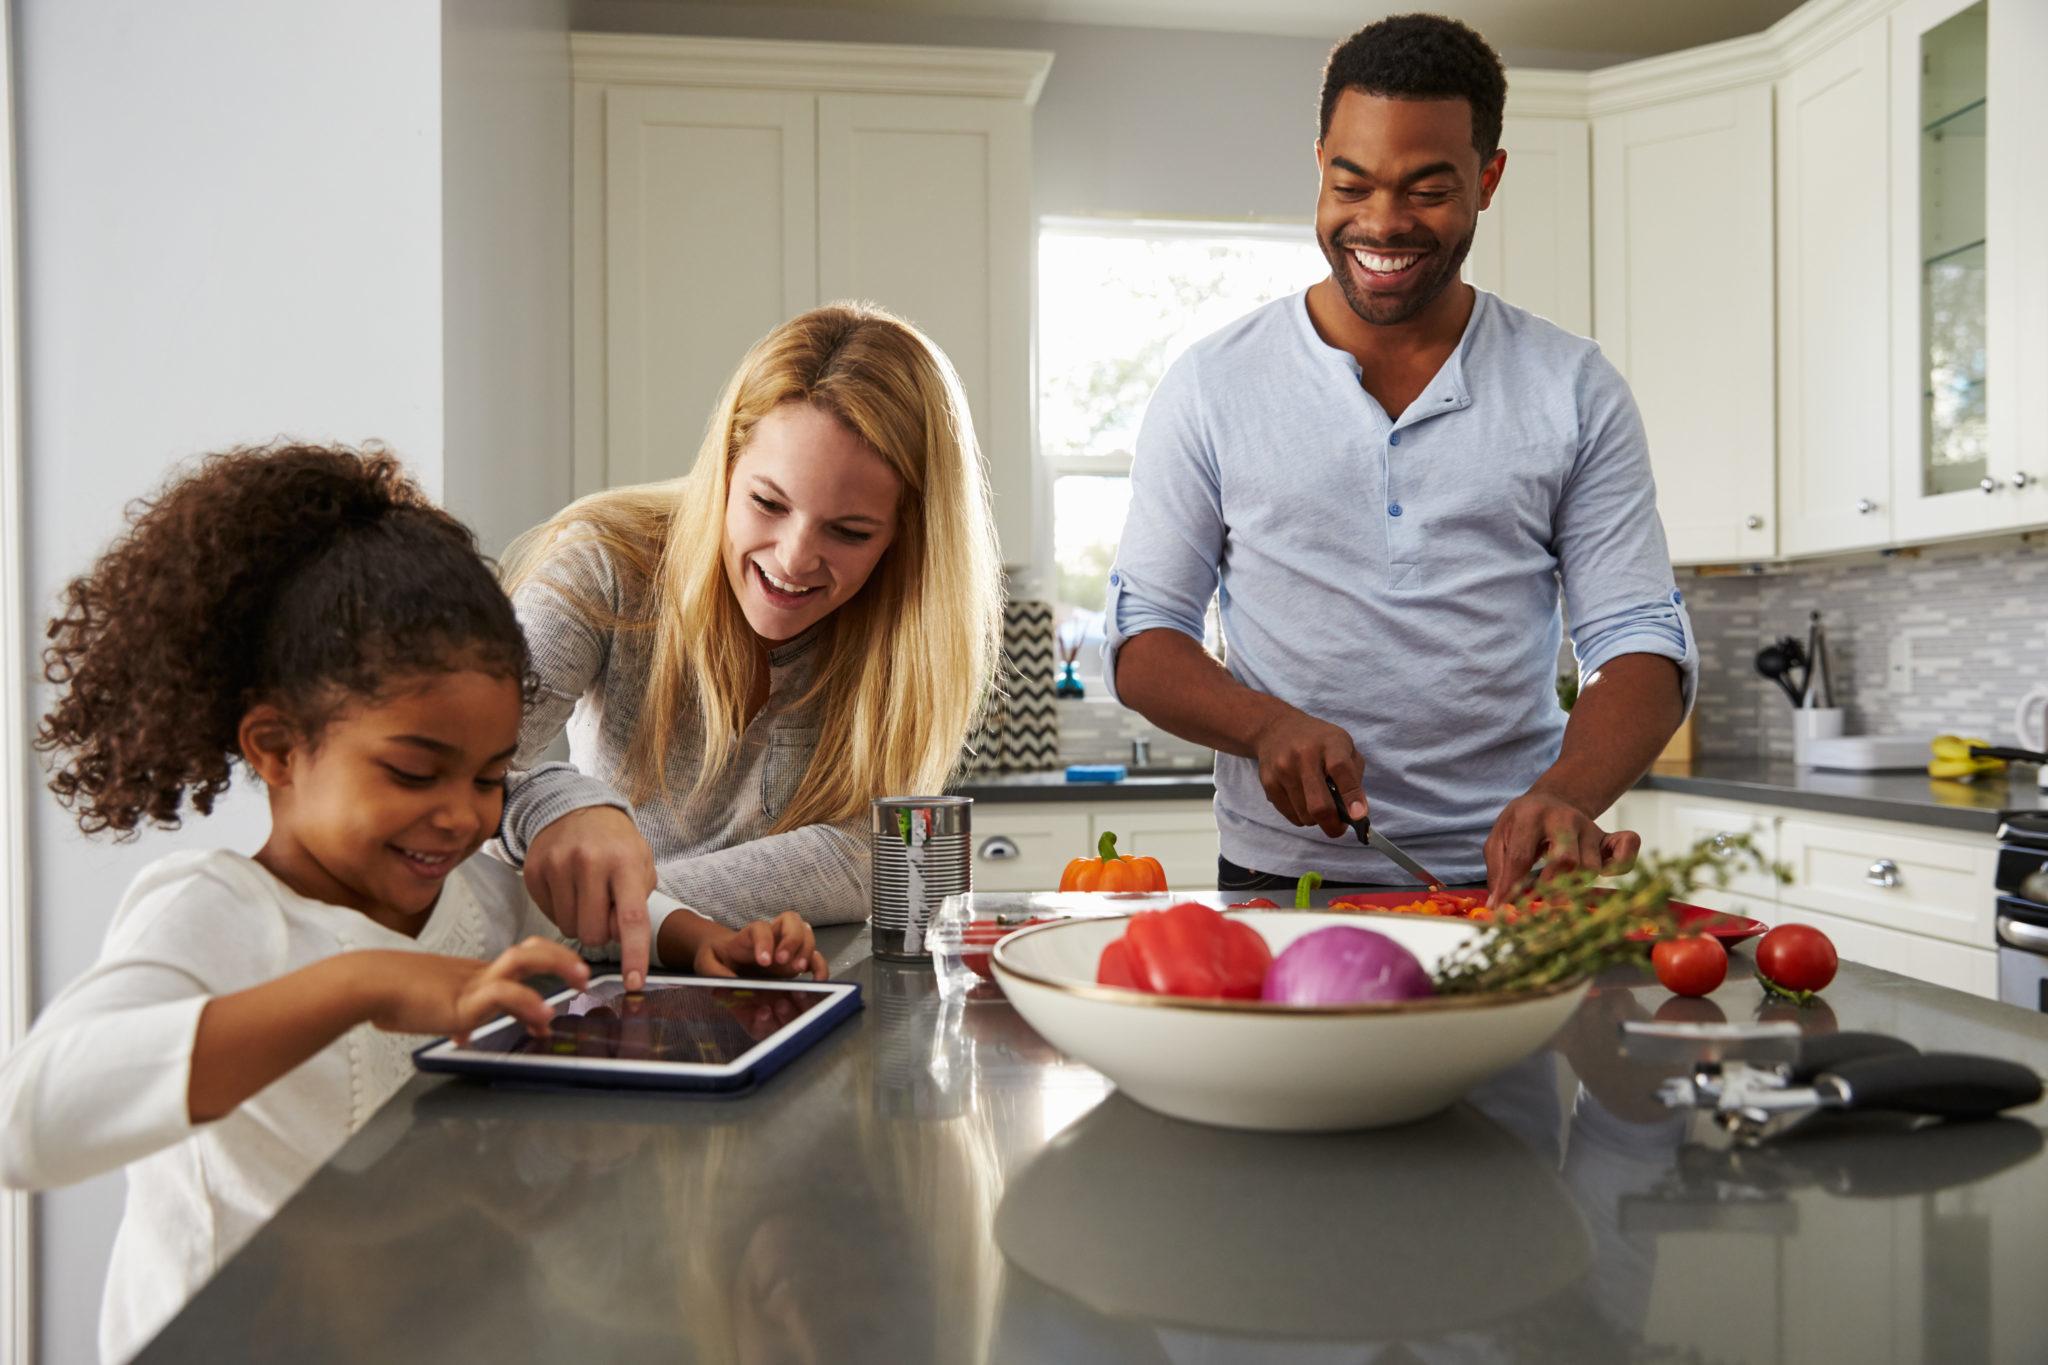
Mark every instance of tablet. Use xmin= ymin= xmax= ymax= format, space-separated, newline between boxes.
xmin=413 ymin=974 xmax=863 ymax=1093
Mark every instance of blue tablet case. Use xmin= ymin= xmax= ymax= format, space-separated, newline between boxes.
xmin=412 ymin=977 xmax=863 ymax=1095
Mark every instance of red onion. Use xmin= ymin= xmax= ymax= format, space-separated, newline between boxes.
xmin=1260 ymin=926 xmax=1434 ymax=1006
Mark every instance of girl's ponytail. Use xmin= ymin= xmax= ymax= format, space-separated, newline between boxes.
xmin=37 ymin=443 xmax=528 ymax=836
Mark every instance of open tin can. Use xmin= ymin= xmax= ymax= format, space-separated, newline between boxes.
xmin=870 ymin=796 xmax=972 ymax=961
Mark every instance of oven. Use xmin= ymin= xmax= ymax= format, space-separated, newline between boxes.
xmin=1994 ymin=811 xmax=2048 ymax=1011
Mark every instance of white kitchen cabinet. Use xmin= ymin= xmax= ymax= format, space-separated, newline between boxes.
xmin=1465 ymin=116 xmax=1591 ymax=336
xmin=1777 ymin=18 xmax=1895 ymax=557
xmin=970 ymin=803 xmax=1091 ymax=892
xmin=970 ymin=798 xmax=1218 ymax=893
xmin=1657 ymin=794 xmax=1783 ymax=921
xmin=1776 ymin=809 xmax=1993 ymax=946
xmin=1099 ymin=802 xmax=1222 ymax=890
xmin=1593 ymin=85 xmax=1777 ymax=565
xmin=592 ymin=86 xmax=817 ymax=490
xmin=1625 ymin=788 xmax=1999 ymax=999
xmin=1774 ymin=903 xmax=1999 ymax=997
xmin=1888 ymin=0 xmax=2048 ymax=543
xmin=572 ymin=36 xmax=1051 ymax=567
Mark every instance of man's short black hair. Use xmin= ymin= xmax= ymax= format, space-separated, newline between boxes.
xmin=1319 ymin=13 xmax=1507 ymax=162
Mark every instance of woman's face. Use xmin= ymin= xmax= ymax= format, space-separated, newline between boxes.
xmin=723 ymin=401 xmax=903 ymax=642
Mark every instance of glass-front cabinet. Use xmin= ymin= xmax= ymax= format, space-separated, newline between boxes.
xmin=1892 ymin=0 xmax=2048 ymax=540
xmin=1915 ymin=3 xmax=1985 ymax=500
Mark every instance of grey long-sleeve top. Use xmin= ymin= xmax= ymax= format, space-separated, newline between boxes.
xmin=498 ymin=538 xmax=868 ymax=927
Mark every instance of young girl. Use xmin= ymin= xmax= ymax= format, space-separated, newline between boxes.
xmin=497 ymin=302 xmax=1004 ymax=956
xmin=0 ymin=444 xmax=824 ymax=1363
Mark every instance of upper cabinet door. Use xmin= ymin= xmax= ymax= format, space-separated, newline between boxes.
xmin=1987 ymin=0 xmax=2048 ymax=526
xmin=598 ymin=87 xmax=817 ymax=489
xmin=1466 ymin=117 xmax=1591 ymax=336
xmin=1890 ymin=0 xmax=1995 ymax=543
xmin=1593 ymin=86 xmax=1776 ymax=565
xmin=816 ymin=94 xmax=1035 ymax=570
xmin=1778 ymin=19 xmax=1892 ymax=558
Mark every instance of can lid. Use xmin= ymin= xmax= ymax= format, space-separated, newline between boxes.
xmin=871 ymin=795 xmax=973 ymax=808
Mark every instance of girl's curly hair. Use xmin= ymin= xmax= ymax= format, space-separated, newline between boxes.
xmin=37 ymin=442 xmax=533 ymax=837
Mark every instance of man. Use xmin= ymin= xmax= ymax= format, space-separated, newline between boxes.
xmin=1104 ymin=14 xmax=1694 ymax=904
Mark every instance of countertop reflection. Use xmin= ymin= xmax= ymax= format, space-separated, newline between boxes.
xmin=139 ymin=928 xmax=2048 ymax=1364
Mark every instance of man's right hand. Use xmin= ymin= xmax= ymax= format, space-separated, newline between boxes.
xmin=1248 ymin=707 xmax=1368 ymax=838
xmin=522 ymin=806 xmax=656 ymax=990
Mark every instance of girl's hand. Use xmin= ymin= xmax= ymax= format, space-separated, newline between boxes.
xmin=522 ymin=806 xmax=657 ymax=990
xmin=692 ymin=912 xmax=828 ymax=982
xmin=360 ymin=939 xmax=590 ymax=1045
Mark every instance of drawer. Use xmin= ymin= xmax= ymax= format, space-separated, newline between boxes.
xmin=1098 ymin=805 xmax=1220 ymax=892
xmin=1662 ymin=797 xmax=1782 ymax=902
xmin=1773 ymin=905 xmax=1999 ymax=1000
xmin=1777 ymin=814 xmax=1993 ymax=947
xmin=969 ymin=804 xmax=1091 ymax=892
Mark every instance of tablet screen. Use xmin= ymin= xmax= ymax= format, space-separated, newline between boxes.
xmin=465 ymin=978 xmax=832 ymax=1066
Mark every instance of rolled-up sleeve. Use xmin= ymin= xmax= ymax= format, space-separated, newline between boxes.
xmin=1555 ymin=350 xmax=1697 ymax=715
xmin=1101 ymin=352 xmax=1227 ymax=703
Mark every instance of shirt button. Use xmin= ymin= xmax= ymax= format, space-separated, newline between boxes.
xmin=1109 ymin=572 xmax=1121 ymax=587
xmin=1388 ymin=503 xmax=1404 ymax=517
xmin=1389 ymin=432 xmax=1401 ymax=446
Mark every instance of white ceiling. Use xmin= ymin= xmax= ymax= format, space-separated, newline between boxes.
xmin=714 ymin=0 xmax=1811 ymax=63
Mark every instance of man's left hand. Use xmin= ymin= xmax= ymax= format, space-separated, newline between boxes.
xmin=1483 ymin=788 xmax=1641 ymax=908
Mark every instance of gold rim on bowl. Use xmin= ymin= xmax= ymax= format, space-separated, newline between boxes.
xmin=989 ymin=910 xmax=1590 ymax=1016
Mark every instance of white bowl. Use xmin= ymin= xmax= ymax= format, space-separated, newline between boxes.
xmin=990 ymin=911 xmax=1589 ymax=1131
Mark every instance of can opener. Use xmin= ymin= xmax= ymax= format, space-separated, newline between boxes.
xmin=1621 ymin=1021 xmax=2043 ymax=1145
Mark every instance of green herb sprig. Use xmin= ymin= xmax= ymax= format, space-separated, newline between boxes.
xmin=1431 ymin=833 xmax=1789 ymax=996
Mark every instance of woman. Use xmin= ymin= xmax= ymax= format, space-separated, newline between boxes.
xmin=499 ymin=303 xmax=1003 ymax=982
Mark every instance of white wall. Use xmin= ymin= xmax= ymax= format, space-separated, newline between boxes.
xmin=14 ymin=2 xmax=452 ymax=1360
xmin=442 ymin=0 xmax=575 ymax=557
xmin=571 ymin=0 xmax=1613 ymax=224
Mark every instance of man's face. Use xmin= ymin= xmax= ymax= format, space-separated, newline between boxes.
xmin=1315 ymin=89 xmax=1505 ymax=327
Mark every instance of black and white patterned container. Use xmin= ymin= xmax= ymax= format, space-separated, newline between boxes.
xmin=870 ymin=796 xmax=973 ymax=961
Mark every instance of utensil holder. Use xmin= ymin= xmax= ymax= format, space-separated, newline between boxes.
xmin=870 ymin=796 xmax=973 ymax=962
xmin=1792 ymin=707 xmax=1845 ymax=768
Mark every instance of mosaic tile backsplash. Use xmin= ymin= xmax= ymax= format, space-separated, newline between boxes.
xmin=1681 ymin=535 xmax=2048 ymax=760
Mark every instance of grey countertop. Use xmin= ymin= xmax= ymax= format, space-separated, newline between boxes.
xmin=140 ymin=926 xmax=2048 ymax=1363
xmin=959 ymin=757 xmax=2048 ymax=831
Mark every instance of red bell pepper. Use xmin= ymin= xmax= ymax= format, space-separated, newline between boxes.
xmin=1100 ymin=901 xmax=1273 ymax=999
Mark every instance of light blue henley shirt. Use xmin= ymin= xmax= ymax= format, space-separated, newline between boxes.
xmin=1104 ymin=288 xmax=1697 ymax=885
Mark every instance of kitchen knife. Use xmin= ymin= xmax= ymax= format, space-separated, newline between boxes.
xmin=1323 ymin=776 xmax=1447 ymax=891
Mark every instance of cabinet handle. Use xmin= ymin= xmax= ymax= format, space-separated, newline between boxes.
xmin=1980 ymin=477 xmax=2000 ymax=495
xmin=1865 ymin=857 xmax=1900 ymax=889
xmin=2014 ymin=472 xmax=2036 ymax=491
xmin=1712 ymin=831 xmax=1737 ymax=853
xmin=978 ymin=836 xmax=1020 ymax=862
xmin=1855 ymin=497 xmax=1879 ymax=515
xmin=1744 ymin=515 xmax=1765 ymax=531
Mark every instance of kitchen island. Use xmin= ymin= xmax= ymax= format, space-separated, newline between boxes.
xmin=137 ymin=925 xmax=2048 ymax=1363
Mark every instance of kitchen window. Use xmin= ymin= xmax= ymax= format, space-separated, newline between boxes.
xmin=1039 ymin=218 xmax=1323 ymax=674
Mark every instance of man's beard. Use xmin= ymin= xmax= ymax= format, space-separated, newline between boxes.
xmin=1320 ymin=221 xmax=1476 ymax=327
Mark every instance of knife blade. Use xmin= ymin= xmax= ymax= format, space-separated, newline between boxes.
xmin=1323 ymin=776 xmax=1447 ymax=891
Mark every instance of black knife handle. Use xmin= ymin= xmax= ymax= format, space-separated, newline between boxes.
xmin=1789 ymin=1032 xmax=1917 ymax=1084
xmin=1323 ymin=776 xmax=1368 ymax=839
xmin=1820 ymin=1053 xmax=2044 ymax=1119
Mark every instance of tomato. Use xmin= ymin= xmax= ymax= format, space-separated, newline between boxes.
xmin=1652 ymin=934 xmax=1728 ymax=997
xmin=1755 ymin=924 xmax=1838 ymax=997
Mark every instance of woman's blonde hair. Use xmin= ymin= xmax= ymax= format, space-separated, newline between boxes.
xmin=503 ymin=302 xmax=1002 ymax=831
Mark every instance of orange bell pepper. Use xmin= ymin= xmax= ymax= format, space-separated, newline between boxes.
xmin=1059 ymin=831 xmax=1168 ymax=893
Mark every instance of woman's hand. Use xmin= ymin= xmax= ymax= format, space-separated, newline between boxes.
xmin=522 ymin=805 xmax=657 ymax=989
xmin=692 ymin=912 xmax=829 ymax=982
xmin=359 ymin=939 xmax=592 ymax=1045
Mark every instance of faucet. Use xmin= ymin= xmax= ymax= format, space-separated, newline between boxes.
xmin=1131 ymin=736 xmax=1152 ymax=768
